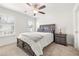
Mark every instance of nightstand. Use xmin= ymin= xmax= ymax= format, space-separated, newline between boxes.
xmin=55 ymin=33 xmax=67 ymax=46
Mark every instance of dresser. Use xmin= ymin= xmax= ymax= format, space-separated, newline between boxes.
xmin=55 ymin=33 xmax=67 ymax=46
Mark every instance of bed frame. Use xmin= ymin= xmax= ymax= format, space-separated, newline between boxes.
xmin=17 ymin=24 xmax=56 ymax=56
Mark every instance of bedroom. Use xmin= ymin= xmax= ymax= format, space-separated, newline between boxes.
xmin=0 ymin=3 xmax=78 ymax=56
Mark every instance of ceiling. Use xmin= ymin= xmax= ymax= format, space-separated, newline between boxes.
xmin=0 ymin=3 xmax=75 ymax=16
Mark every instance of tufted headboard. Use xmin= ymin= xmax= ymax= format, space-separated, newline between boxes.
xmin=37 ymin=24 xmax=55 ymax=34
xmin=37 ymin=24 xmax=56 ymax=41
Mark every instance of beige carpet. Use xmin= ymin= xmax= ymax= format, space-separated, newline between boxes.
xmin=0 ymin=43 xmax=79 ymax=56
xmin=0 ymin=43 xmax=27 ymax=56
xmin=43 ymin=43 xmax=79 ymax=56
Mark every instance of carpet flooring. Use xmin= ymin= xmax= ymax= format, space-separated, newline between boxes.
xmin=0 ymin=43 xmax=79 ymax=56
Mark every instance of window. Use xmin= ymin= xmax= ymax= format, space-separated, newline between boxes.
xmin=0 ymin=15 xmax=15 ymax=36
xmin=27 ymin=20 xmax=33 ymax=31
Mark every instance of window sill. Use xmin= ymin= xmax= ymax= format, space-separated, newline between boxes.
xmin=0 ymin=33 xmax=15 ymax=37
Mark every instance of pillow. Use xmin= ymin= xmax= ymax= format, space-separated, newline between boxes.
xmin=37 ymin=28 xmax=44 ymax=32
xmin=43 ymin=27 xmax=51 ymax=32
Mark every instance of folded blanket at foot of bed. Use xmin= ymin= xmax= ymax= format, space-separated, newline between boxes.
xmin=18 ymin=32 xmax=53 ymax=56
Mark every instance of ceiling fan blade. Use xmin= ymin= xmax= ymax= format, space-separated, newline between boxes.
xmin=26 ymin=3 xmax=31 ymax=6
xmin=38 ymin=11 xmax=45 ymax=14
xmin=38 ymin=5 xmax=46 ymax=10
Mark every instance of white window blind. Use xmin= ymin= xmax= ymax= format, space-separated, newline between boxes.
xmin=0 ymin=15 xmax=15 ymax=36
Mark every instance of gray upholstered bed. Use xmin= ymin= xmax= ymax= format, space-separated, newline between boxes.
xmin=17 ymin=24 xmax=56 ymax=56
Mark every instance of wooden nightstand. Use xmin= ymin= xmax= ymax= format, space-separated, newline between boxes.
xmin=55 ymin=33 xmax=67 ymax=46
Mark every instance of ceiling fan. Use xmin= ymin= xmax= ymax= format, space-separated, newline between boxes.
xmin=26 ymin=3 xmax=46 ymax=16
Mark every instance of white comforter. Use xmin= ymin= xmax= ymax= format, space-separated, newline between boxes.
xmin=18 ymin=32 xmax=53 ymax=56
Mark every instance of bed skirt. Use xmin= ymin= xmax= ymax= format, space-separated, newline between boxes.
xmin=17 ymin=38 xmax=36 ymax=56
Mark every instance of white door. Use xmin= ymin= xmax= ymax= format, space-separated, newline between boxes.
xmin=74 ymin=8 xmax=79 ymax=50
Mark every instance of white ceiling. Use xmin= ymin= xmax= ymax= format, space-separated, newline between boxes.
xmin=0 ymin=3 xmax=75 ymax=16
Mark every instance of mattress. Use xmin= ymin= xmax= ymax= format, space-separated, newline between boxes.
xmin=18 ymin=32 xmax=53 ymax=56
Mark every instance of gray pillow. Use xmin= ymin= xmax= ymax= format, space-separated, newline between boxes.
xmin=37 ymin=28 xmax=44 ymax=32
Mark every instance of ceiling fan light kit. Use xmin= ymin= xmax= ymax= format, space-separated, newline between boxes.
xmin=26 ymin=3 xmax=46 ymax=16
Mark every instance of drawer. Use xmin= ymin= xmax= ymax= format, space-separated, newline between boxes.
xmin=55 ymin=37 xmax=66 ymax=45
xmin=17 ymin=39 xmax=23 ymax=48
xmin=23 ymin=42 xmax=31 ymax=50
xmin=55 ymin=37 xmax=66 ymax=41
xmin=23 ymin=42 xmax=35 ymax=56
xmin=55 ymin=34 xmax=66 ymax=38
xmin=55 ymin=37 xmax=60 ymax=43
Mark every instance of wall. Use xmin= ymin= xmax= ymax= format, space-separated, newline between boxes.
xmin=36 ymin=4 xmax=74 ymax=45
xmin=0 ymin=4 xmax=74 ymax=46
xmin=0 ymin=6 xmax=36 ymax=36
xmin=0 ymin=6 xmax=36 ymax=46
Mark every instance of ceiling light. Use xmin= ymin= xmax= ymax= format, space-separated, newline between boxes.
xmin=33 ymin=10 xmax=38 ymax=13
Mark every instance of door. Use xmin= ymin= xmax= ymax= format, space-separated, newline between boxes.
xmin=74 ymin=7 xmax=79 ymax=50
